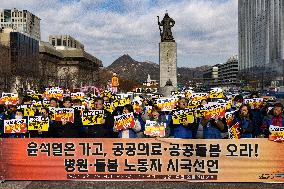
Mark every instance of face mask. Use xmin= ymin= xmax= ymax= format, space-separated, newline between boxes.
xmin=40 ymin=114 xmax=47 ymax=118
xmin=15 ymin=115 xmax=23 ymax=119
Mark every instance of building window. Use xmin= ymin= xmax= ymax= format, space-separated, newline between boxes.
xmin=57 ymin=38 xmax=61 ymax=46
xmin=63 ymin=40 xmax=66 ymax=46
xmin=52 ymin=39 xmax=55 ymax=46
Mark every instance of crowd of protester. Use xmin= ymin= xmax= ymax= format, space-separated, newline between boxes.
xmin=0 ymin=91 xmax=283 ymax=139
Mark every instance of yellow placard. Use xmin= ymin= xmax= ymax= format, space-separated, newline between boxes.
xmin=82 ymin=110 xmax=104 ymax=125
xmin=28 ymin=116 xmax=49 ymax=131
xmin=172 ymin=109 xmax=194 ymax=124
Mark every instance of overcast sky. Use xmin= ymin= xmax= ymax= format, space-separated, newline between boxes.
xmin=1 ymin=0 xmax=238 ymax=67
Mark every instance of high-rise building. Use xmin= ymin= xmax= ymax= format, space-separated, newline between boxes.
xmin=238 ymin=0 xmax=284 ymax=86
xmin=218 ymin=55 xmax=239 ymax=87
xmin=0 ymin=8 xmax=41 ymax=41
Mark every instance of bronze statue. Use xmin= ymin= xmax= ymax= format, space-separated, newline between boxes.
xmin=157 ymin=13 xmax=175 ymax=42
xmin=165 ymin=79 xmax=173 ymax=86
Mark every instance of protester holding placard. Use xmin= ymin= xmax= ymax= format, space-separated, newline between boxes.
xmin=262 ymin=103 xmax=284 ymax=135
xmin=86 ymin=97 xmax=114 ymax=138
xmin=29 ymin=107 xmax=51 ymax=138
xmin=201 ymin=115 xmax=225 ymax=139
xmin=200 ymin=101 xmax=226 ymax=139
xmin=259 ymin=103 xmax=274 ymax=137
xmin=194 ymin=100 xmax=208 ymax=139
xmin=115 ymin=104 xmax=142 ymax=138
xmin=243 ymin=96 xmax=264 ymax=138
xmin=170 ymin=97 xmax=195 ymax=139
xmin=72 ymin=99 xmax=87 ymax=137
xmin=51 ymin=97 xmax=81 ymax=138
xmin=232 ymin=104 xmax=254 ymax=138
xmin=143 ymin=106 xmax=170 ymax=138
xmin=6 ymin=109 xmax=27 ymax=138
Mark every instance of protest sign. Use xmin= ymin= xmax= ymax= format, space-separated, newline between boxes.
xmin=244 ymin=98 xmax=264 ymax=109
xmin=228 ymin=122 xmax=241 ymax=139
xmin=112 ymin=98 xmax=131 ymax=108
xmin=0 ymin=93 xmax=19 ymax=105
xmin=133 ymin=102 xmax=142 ymax=114
xmin=81 ymin=99 xmax=90 ymax=109
xmin=48 ymin=107 xmax=56 ymax=120
xmin=204 ymin=103 xmax=227 ymax=119
xmin=103 ymin=102 xmax=113 ymax=113
xmin=225 ymin=111 xmax=236 ymax=126
xmin=171 ymin=91 xmax=185 ymax=98
xmin=185 ymin=90 xmax=193 ymax=98
xmin=152 ymin=94 xmax=163 ymax=99
xmin=100 ymin=90 xmax=112 ymax=98
xmin=18 ymin=104 xmax=35 ymax=117
xmin=172 ymin=109 xmax=194 ymax=124
xmin=145 ymin=106 xmax=153 ymax=115
xmin=73 ymin=106 xmax=85 ymax=112
xmin=27 ymin=90 xmax=41 ymax=100
xmin=82 ymin=110 xmax=104 ymax=125
xmin=196 ymin=107 xmax=207 ymax=118
xmin=44 ymin=87 xmax=64 ymax=101
xmin=144 ymin=120 xmax=166 ymax=137
xmin=73 ymin=106 xmax=85 ymax=116
xmin=4 ymin=119 xmax=27 ymax=134
xmin=269 ymin=125 xmax=284 ymax=141
xmin=190 ymin=93 xmax=208 ymax=101
xmin=32 ymin=100 xmax=43 ymax=110
xmin=54 ymin=108 xmax=74 ymax=123
xmin=209 ymin=88 xmax=224 ymax=99
xmin=156 ymin=98 xmax=177 ymax=111
xmin=188 ymin=100 xmax=200 ymax=109
xmin=114 ymin=113 xmax=135 ymax=131
xmin=71 ymin=92 xmax=84 ymax=100
xmin=43 ymin=99 xmax=50 ymax=108
xmin=28 ymin=116 xmax=49 ymax=131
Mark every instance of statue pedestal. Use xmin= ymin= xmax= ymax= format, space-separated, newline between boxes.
xmin=159 ymin=42 xmax=177 ymax=88
xmin=159 ymin=86 xmax=177 ymax=97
